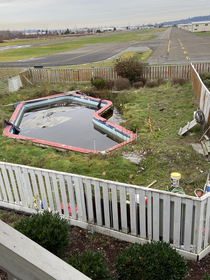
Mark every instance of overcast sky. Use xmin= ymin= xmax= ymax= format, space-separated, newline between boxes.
xmin=0 ymin=0 xmax=209 ymax=30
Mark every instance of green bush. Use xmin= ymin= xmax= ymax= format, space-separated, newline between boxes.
xmin=114 ymin=78 xmax=131 ymax=91
xmin=91 ymin=77 xmax=106 ymax=90
xmin=133 ymin=81 xmax=144 ymax=88
xmin=200 ymin=72 xmax=210 ymax=81
xmin=14 ymin=210 xmax=70 ymax=257
xmin=66 ymin=250 xmax=113 ymax=280
xmin=115 ymin=58 xmax=142 ymax=82
xmin=115 ymin=241 xmax=188 ymax=280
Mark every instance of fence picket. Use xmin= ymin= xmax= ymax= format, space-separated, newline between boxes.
xmin=0 ymin=164 xmax=14 ymax=203
xmin=119 ymin=186 xmax=127 ymax=233
xmin=101 ymin=181 xmax=110 ymax=228
xmin=92 ymin=180 xmax=102 ymax=226
xmin=137 ymin=189 xmax=146 ymax=238
xmin=109 ymin=183 xmax=119 ymax=231
xmin=130 ymin=188 xmax=137 ymax=236
xmin=35 ymin=170 xmax=48 ymax=210
xmin=0 ymin=165 xmax=8 ymax=201
xmin=152 ymin=192 xmax=160 ymax=241
xmin=58 ymin=174 xmax=69 ymax=216
xmin=82 ymin=178 xmax=94 ymax=223
xmin=7 ymin=165 xmax=20 ymax=204
xmin=172 ymin=196 xmax=181 ymax=247
xmin=50 ymin=172 xmax=61 ymax=214
xmin=162 ymin=194 xmax=170 ymax=243
xmin=66 ymin=175 xmax=77 ymax=219
xmin=73 ymin=176 xmax=87 ymax=222
xmin=183 ymin=199 xmax=193 ymax=251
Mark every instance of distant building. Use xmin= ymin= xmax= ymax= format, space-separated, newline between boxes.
xmin=178 ymin=23 xmax=191 ymax=32
xmin=191 ymin=21 xmax=210 ymax=32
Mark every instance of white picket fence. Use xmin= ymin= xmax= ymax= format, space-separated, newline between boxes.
xmin=0 ymin=161 xmax=210 ymax=261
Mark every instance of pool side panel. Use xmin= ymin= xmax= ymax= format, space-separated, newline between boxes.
xmin=3 ymin=92 xmax=136 ymax=153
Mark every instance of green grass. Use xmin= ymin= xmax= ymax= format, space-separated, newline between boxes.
xmin=193 ymin=31 xmax=210 ymax=36
xmin=0 ymin=29 xmax=163 ymax=62
xmin=0 ymin=79 xmax=208 ymax=196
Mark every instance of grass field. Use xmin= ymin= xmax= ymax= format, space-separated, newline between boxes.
xmin=0 ymin=29 xmax=164 ymax=62
xmin=193 ymin=31 xmax=210 ymax=36
xmin=0 ymin=80 xmax=208 ymax=196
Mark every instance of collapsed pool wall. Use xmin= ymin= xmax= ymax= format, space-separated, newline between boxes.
xmin=3 ymin=91 xmax=136 ymax=153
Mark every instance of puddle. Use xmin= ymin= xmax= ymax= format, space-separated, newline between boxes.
xmin=19 ymin=103 xmax=124 ymax=151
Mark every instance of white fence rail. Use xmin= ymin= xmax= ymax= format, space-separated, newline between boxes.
xmin=0 ymin=220 xmax=90 ymax=280
xmin=0 ymin=161 xmax=210 ymax=261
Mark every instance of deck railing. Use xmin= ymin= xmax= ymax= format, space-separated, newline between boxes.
xmin=0 ymin=220 xmax=90 ymax=280
xmin=0 ymin=161 xmax=210 ymax=261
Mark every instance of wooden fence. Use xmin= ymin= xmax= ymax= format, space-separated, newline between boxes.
xmin=190 ymin=63 xmax=210 ymax=127
xmin=19 ymin=62 xmax=210 ymax=85
xmin=0 ymin=161 xmax=210 ymax=260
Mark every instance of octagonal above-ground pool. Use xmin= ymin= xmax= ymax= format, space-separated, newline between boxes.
xmin=3 ymin=91 xmax=136 ymax=153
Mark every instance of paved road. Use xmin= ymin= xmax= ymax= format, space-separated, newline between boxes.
xmin=0 ymin=28 xmax=210 ymax=67
xmin=147 ymin=27 xmax=210 ymax=65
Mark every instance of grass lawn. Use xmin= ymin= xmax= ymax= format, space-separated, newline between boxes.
xmin=0 ymin=28 xmax=164 ymax=62
xmin=0 ymin=79 xmax=209 ymax=196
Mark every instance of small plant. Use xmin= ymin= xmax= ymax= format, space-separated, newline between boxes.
xmin=115 ymin=241 xmax=188 ymax=280
xmin=91 ymin=77 xmax=106 ymax=90
xmin=114 ymin=78 xmax=131 ymax=91
xmin=146 ymin=80 xmax=159 ymax=88
xmin=133 ymin=81 xmax=144 ymax=88
xmin=171 ymin=77 xmax=187 ymax=86
xmin=14 ymin=210 xmax=70 ymax=257
xmin=204 ymin=273 xmax=210 ymax=279
xmin=66 ymin=250 xmax=113 ymax=280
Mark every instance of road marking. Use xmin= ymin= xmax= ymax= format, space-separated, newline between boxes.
xmin=182 ymin=47 xmax=185 ymax=49
xmin=168 ymin=40 xmax=171 ymax=52
xmin=183 ymin=51 xmax=187 ymax=54
xmin=186 ymin=56 xmax=190 ymax=60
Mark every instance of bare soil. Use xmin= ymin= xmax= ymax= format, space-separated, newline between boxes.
xmin=0 ymin=208 xmax=210 ymax=279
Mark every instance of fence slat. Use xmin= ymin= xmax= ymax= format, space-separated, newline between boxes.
xmin=130 ymin=188 xmax=137 ymax=236
xmin=58 ymin=174 xmax=69 ymax=216
xmin=162 ymin=194 xmax=170 ymax=243
xmin=101 ymin=182 xmax=110 ymax=228
xmin=147 ymin=191 xmax=152 ymax=241
xmin=183 ymin=199 xmax=193 ymax=251
xmin=0 ymin=165 xmax=8 ymax=201
xmin=204 ymin=196 xmax=210 ymax=248
xmin=7 ymin=165 xmax=19 ymax=204
xmin=83 ymin=178 xmax=94 ymax=224
xmin=73 ymin=176 xmax=87 ymax=222
xmin=119 ymin=186 xmax=127 ymax=233
xmin=66 ymin=175 xmax=77 ymax=219
xmin=0 ymin=164 xmax=14 ymax=203
xmin=109 ymin=183 xmax=119 ymax=231
xmin=137 ymin=189 xmax=146 ymax=239
xmin=92 ymin=180 xmax=102 ymax=226
xmin=152 ymin=192 xmax=160 ymax=241
xmin=173 ymin=196 xmax=181 ymax=247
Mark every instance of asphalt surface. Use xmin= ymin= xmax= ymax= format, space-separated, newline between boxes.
xmin=0 ymin=28 xmax=210 ymax=68
xmin=147 ymin=27 xmax=210 ymax=65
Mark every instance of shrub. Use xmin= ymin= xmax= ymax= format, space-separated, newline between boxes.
xmin=157 ymin=77 xmax=167 ymax=85
xmin=91 ymin=77 xmax=106 ymax=90
xmin=200 ymin=72 xmax=210 ymax=81
xmin=133 ymin=81 xmax=144 ymax=88
xmin=115 ymin=58 xmax=143 ymax=82
xmin=114 ymin=78 xmax=131 ymax=91
xmin=66 ymin=250 xmax=113 ymax=280
xmin=171 ymin=78 xmax=187 ymax=86
xmin=14 ymin=210 xmax=70 ymax=257
xmin=106 ymin=79 xmax=114 ymax=90
xmin=146 ymin=80 xmax=159 ymax=88
xmin=115 ymin=241 xmax=188 ymax=280
xmin=134 ymin=76 xmax=147 ymax=85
